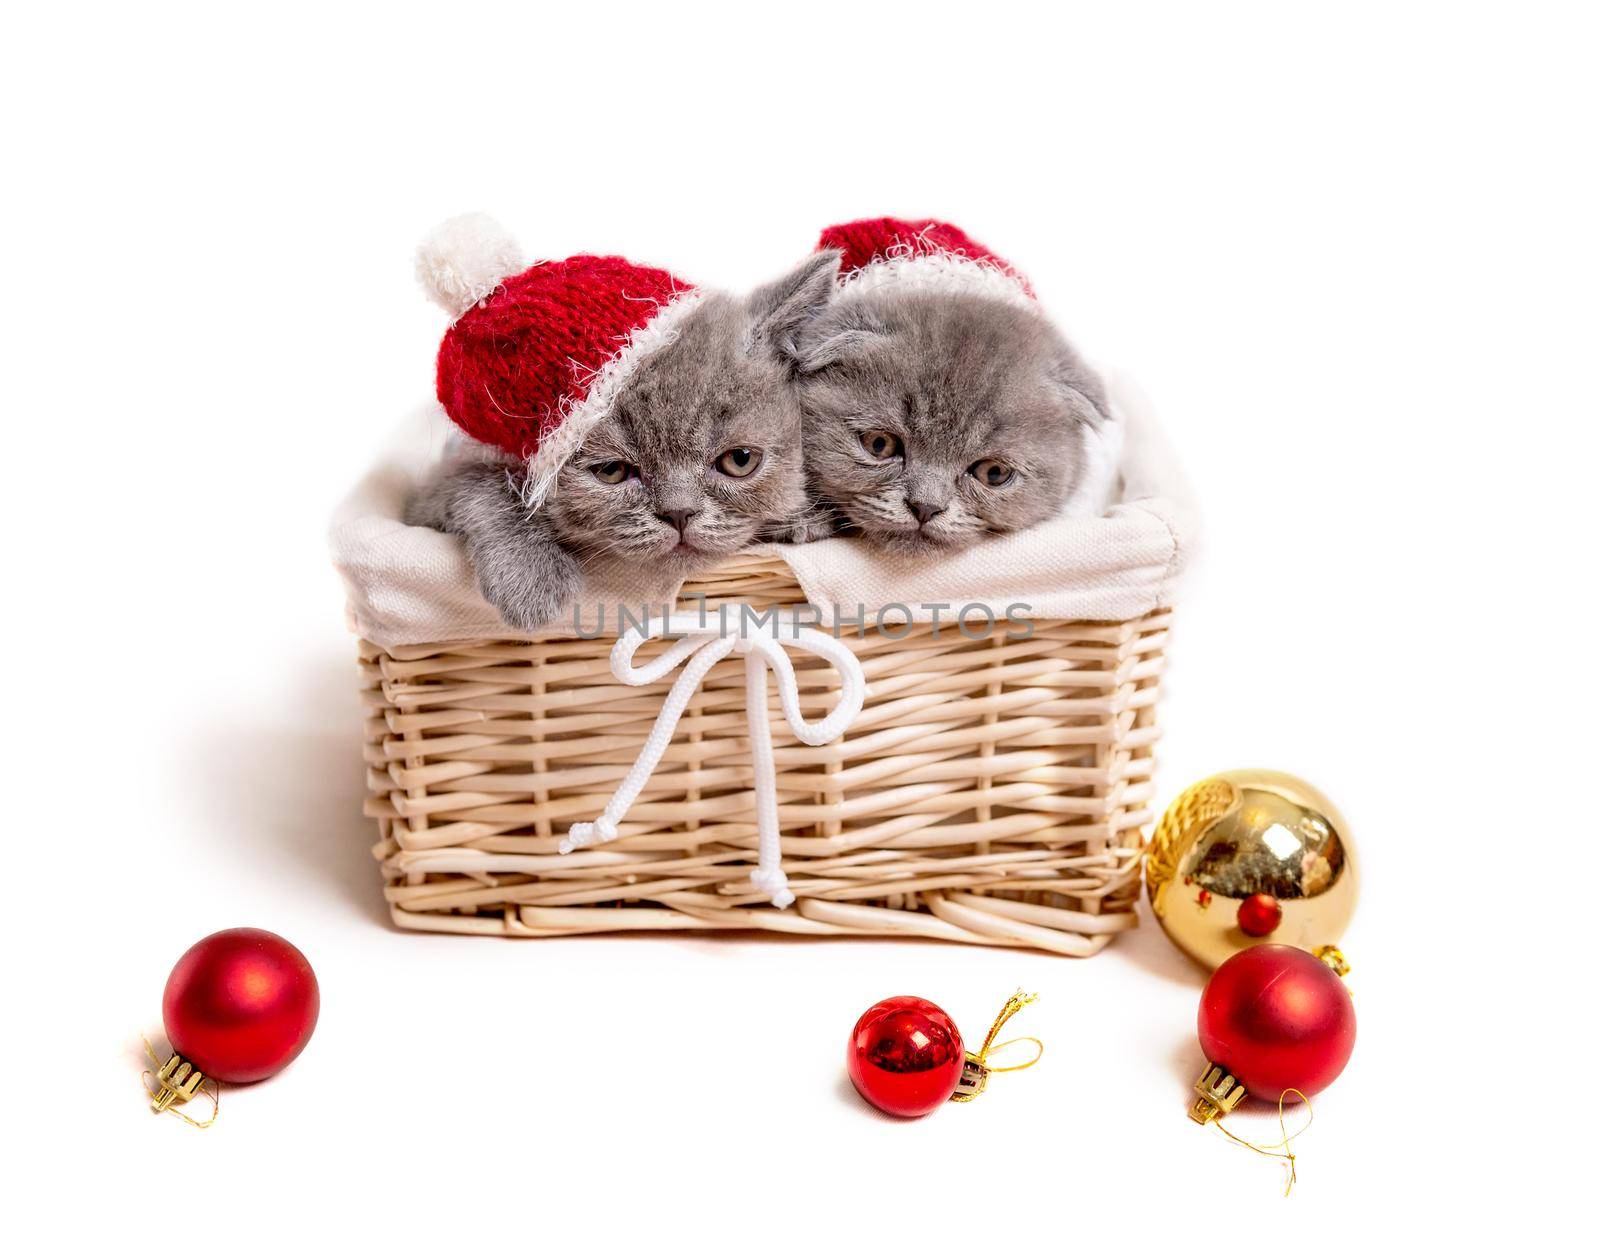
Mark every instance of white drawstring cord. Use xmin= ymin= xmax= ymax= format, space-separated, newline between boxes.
xmin=558 ymin=611 xmax=866 ymax=907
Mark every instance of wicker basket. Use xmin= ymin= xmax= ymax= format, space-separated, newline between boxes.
xmin=360 ymin=553 xmax=1171 ymax=957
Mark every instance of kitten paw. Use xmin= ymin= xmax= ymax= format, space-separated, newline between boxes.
xmin=485 ymin=586 xmax=566 ymax=631
xmin=476 ymin=553 xmax=582 ymax=632
xmin=766 ymin=508 xmax=838 ymax=545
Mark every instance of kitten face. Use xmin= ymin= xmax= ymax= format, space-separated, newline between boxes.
xmin=796 ymin=290 xmax=1107 ymax=554
xmin=542 ymin=252 xmax=839 ymax=565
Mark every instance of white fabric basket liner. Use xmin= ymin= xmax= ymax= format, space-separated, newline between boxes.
xmin=330 ymin=369 xmax=1197 ymax=647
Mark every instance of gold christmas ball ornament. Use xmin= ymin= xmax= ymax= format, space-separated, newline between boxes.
xmin=1146 ymin=769 xmax=1358 ymax=969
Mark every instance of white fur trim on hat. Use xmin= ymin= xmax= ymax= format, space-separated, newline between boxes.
xmin=836 ymin=249 xmax=1037 ymax=314
xmin=517 ymin=288 xmax=708 ymax=510
xmin=415 ymin=213 xmax=527 ymax=317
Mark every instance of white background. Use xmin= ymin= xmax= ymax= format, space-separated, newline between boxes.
xmin=6 ymin=2 xmax=1593 ymax=1224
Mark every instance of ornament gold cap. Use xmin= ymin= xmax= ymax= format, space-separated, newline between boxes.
xmin=1189 ymin=1062 xmax=1248 ymax=1124
xmin=152 ymin=1052 xmax=206 ymax=1113
xmin=1314 ymin=945 xmax=1350 ymax=977
xmin=954 ymin=1053 xmax=990 ymax=1101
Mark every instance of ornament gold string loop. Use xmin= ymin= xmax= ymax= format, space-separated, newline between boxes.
xmin=1212 ymin=1089 xmax=1311 ymax=1196
xmin=951 ymin=990 xmax=1042 ymax=1103
xmin=980 ymin=1035 xmax=1044 ymax=1074
xmin=974 ymin=990 xmax=1042 ymax=1070
xmin=140 ymin=1036 xmax=219 ymax=1129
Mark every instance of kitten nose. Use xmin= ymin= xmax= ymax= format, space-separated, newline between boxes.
xmin=657 ymin=508 xmax=697 ymax=533
xmin=908 ymin=500 xmax=945 ymax=525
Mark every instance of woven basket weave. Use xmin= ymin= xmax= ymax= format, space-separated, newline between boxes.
xmin=360 ymin=553 xmax=1170 ymax=956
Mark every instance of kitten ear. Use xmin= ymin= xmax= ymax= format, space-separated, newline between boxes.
xmin=795 ymin=327 xmax=890 ymax=375
xmin=748 ymin=249 xmax=843 ymax=363
xmin=1046 ymin=356 xmax=1111 ymax=425
xmin=794 ymin=302 xmax=894 ymax=375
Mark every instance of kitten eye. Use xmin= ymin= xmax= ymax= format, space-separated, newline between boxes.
xmin=971 ymin=459 xmax=1014 ymax=488
xmin=592 ymin=460 xmax=635 ymax=485
xmin=860 ymin=431 xmax=902 ymax=461
xmin=715 ymin=447 xmax=763 ymax=478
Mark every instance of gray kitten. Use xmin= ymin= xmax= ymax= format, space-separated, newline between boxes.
xmin=408 ymin=251 xmax=840 ymax=628
xmin=794 ymin=287 xmax=1109 ymax=553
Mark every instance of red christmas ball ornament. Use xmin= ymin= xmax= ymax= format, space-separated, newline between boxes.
xmin=847 ymin=991 xmax=1041 ymax=1118
xmin=847 ymin=996 xmax=965 ymax=1117
xmin=1189 ymin=944 xmax=1355 ymax=1123
xmin=1235 ymin=893 xmax=1283 ymax=938
xmin=151 ymin=928 xmax=320 ymax=1112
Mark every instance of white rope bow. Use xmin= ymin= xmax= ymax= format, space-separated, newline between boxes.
xmin=558 ymin=611 xmax=866 ymax=908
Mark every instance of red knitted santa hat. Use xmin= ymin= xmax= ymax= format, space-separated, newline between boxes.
xmin=816 ymin=216 xmax=1036 ymax=308
xmin=416 ymin=214 xmax=702 ymax=508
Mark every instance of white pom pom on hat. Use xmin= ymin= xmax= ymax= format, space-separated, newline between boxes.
xmin=414 ymin=213 xmax=527 ymax=316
